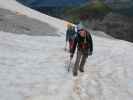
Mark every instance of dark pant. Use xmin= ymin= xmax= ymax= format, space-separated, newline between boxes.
xmin=69 ymin=40 xmax=74 ymax=49
xmin=73 ymin=50 xmax=88 ymax=75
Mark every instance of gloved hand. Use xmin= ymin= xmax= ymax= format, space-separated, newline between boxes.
xmin=70 ymin=53 xmax=74 ymax=59
xmin=88 ymin=52 xmax=92 ymax=56
xmin=64 ymin=47 xmax=67 ymax=51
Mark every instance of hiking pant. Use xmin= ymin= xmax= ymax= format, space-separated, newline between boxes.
xmin=69 ymin=39 xmax=74 ymax=51
xmin=73 ymin=50 xmax=88 ymax=74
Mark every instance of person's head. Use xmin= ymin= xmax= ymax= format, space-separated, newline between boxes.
xmin=67 ymin=24 xmax=75 ymax=31
xmin=76 ymin=22 xmax=88 ymax=32
xmin=79 ymin=29 xmax=87 ymax=37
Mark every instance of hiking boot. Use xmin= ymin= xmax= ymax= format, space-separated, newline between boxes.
xmin=73 ymin=71 xmax=78 ymax=76
xmin=79 ymin=68 xmax=84 ymax=72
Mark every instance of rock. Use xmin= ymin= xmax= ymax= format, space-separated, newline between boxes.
xmin=87 ymin=13 xmax=133 ymax=42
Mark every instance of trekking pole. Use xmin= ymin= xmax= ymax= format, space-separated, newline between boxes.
xmin=64 ymin=46 xmax=68 ymax=69
xmin=68 ymin=56 xmax=72 ymax=72
xmin=65 ymin=45 xmax=70 ymax=71
xmin=64 ymin=42 xmax=67 ymax=51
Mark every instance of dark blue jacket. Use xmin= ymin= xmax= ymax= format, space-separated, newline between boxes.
xmin=66 ymin=28 xmax=76 ymax=42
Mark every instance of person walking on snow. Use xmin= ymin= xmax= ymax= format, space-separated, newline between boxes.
xmin=70 ymin=27 xmax=93 ymax=76
xmin=65 ymin=24 xmax=76 ymax=52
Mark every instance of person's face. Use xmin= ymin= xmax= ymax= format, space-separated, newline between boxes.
xmin=79 ymin=30 xmax=86 ymax=37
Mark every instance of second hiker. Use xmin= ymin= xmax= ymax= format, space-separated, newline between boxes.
xmin=65 ymin=24 xmax=76 ymax=53
xmin=70 ymin=26 xmax=93 ymax=76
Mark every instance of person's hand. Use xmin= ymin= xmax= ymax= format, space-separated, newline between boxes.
xmin=64 ymin=47 xmax=67 ymax=51
xmin=70 ymin=53 xmax=73 ymax=59
xmin=88 ymin=52 xmax=92 ymax=56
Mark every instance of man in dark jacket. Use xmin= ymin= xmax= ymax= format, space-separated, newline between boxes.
xmin=70 ymin=28 xmax=93 ymax=76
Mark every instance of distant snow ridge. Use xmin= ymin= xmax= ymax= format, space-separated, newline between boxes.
xmin=0 ymin=0 xmax=68 ymax=33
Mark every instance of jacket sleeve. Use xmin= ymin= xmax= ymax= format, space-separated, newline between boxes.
xmin=89 ymin=34 xmax=93 ymax=53
xmin=66 ymin=30 xmax=69 ymax=42
xmin=70 ymin=35 xmax=78 ymax=54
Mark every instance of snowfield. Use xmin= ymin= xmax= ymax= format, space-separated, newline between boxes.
xmin=0 ymin=0 xmax=133 ymax=100
xmin=0 ymin=31 xmax=133 ymax=100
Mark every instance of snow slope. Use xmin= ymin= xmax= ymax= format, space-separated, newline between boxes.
xmin=0 ymin=0 xmax=68 ymax=33
xmin=0 ymin=0 xmax=133 ymax=100
xmin=0 ymin=31 xmax=133 ymax=100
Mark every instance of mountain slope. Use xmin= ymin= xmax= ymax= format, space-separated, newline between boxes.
xmin=0 ymin=0 xmax=67 ymax=33
xmin=0 ymin=8 xmax=59 ymax=36
xmin=64 ymin=0 xmax=112 ymax=23
xmin=0 ymin=0 xmax=133 ymax=100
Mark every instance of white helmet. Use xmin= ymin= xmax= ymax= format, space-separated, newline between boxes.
xmin=76 ymin=22 xmax=85 ymax=31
